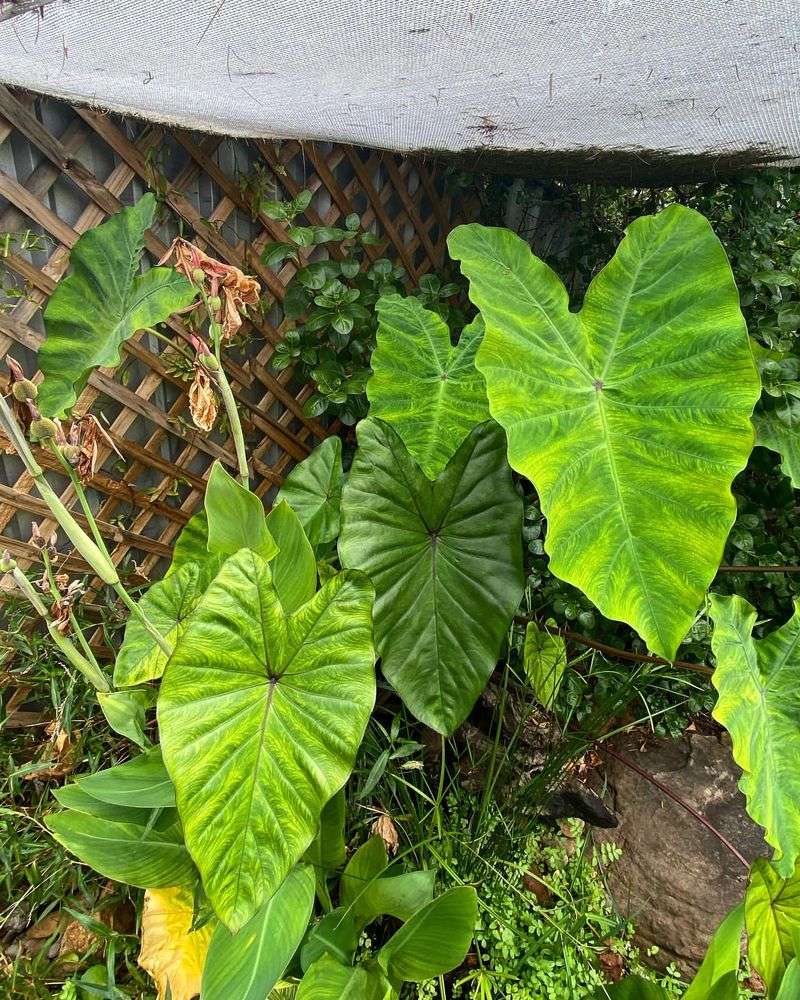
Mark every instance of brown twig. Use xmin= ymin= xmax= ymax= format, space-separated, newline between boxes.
xmin=514 ymin=616 xmax=713 ymax=677
xmin=718 ymin=564 xmax=800 ymax=574
xmin=601 ymin=744 xmax=749 ymax=869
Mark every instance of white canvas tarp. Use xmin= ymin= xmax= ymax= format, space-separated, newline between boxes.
xmin=0 ymin=0 xmax=798 ymax=168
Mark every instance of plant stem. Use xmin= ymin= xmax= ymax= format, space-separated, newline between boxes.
xmin=214 ymin=363 xmax=250 ymax=488
xmin=0 ymin=395 xmax=171 ymax=657
xmin=198 ymin=285 xmax=249 ymax=487
xmin=8 ymin=564 xmax=111 ymax=692
xmin=47 ymin=442 xmax=173 ymax=657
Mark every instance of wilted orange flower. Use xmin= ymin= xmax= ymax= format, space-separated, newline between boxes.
xmin=66 ymin=414 xmax=121 ymax=484
xmin=188 ymin=366 xmax=218 ymax=432
xmin=159 ymin=238 xmax=260 ymax=339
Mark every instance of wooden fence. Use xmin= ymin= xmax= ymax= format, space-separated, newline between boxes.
xmin=0 ymin=87 xmax=456 ymax=596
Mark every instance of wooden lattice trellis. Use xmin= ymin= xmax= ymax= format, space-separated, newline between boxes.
xmin=0 ymin=86 xmax=457 ymax=603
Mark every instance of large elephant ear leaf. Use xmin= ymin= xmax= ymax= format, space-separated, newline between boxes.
xmin=158 ymin=550 xmax=376 ymax=931
xmin=276 ymin=436 xmax=344 ymax=547
xmin=449 ymin=206 xmax=760 ymax=658
xmin=744 ymin=858 xmax=800 ymax=997
xmin=38 ymin=194 xmax=197 ymax=417
xmin=368 ymin=294 xmax=490 ymax=478
xmin=339 ymin=418 xmax=524 ymax=735
xmin=709 ymin=594 xmax=800 ymax=877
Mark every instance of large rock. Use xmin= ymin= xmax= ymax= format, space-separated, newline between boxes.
xmin=595 ymin=732 xmax=767 ymax=975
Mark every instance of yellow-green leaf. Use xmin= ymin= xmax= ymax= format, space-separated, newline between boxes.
xmin=158 ymin=550 xmax=375 ymax=930
xmin=449 ymin=206 xmax=760 ymax=658
xmin=709 ymin=595 xmax=800 ymax=877
xmin=368 ymin=295 xmax=490 ymax=478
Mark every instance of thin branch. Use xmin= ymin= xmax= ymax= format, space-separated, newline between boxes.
xmin=718 ymin=564 xmax=800 ymax=574
xmin=601 ymin=744 xmax=749 ymax=869
xmin=515 ymin=616 xmax=713 ymax=677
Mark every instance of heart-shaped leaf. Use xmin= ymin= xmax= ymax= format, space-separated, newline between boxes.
xmin=339 ymin=419 xmax=524 ymax=734
xmin=523 ymin=621 xmax=567 ymax=709
xmin=449 ymin=206 xmax=761 ymax=658
xmin=38 ymin=194 xmax=197 ymax=417
xmin=745 ymin=858 xmax=800 ymax=997
xmin=368 ymin=295 xmax=490 ymax=479
xmin=203 ymin=865 xmax=315 ymax=1000
xmin=158 ymin=550 xmax=375 ymax=930
xmin=709 ymin=595 xmax=800 ymax=876
xmin=276 ymin=437 xmax=344 ymax=547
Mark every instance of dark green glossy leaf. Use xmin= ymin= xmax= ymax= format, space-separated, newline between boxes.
xmin=38 ymin=194 xmax=197 ymax=417
xmin=46 ymin=810 xmax=194 ymax=889
xmin=203 ymin=865 xmax=315 ymax=1000
xmin=205 ymin=461 xmax=278 ymax=560
xmin=369 ymin=295 xmax=489 ymax=478
xmin=277 ymin=437 xmax=344 ymax=547
xmin=339 ymin=419 xmax=524 ymax=734
xmin=450 ymin=207 xmax=760 ymax=658
xmin=158 ymin=550 xmax=375 ymax=930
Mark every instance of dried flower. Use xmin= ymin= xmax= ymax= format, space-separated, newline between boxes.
xmin=370 ymin=811 xmax=399 ymax=855
xmin=6 ymin=357 xmax=39 ymax=435
xmin=30 ymin=522 xmax=58 ymax=559
xmin=67 ymin=414 xmax=122 ymax=484
xmin=188 ymin=366 xmax=218 ymax=432
xmin=51 ymin=579 xmax=84 ymax=633
xmin=159 ymin=238 xmax=260 ymax=340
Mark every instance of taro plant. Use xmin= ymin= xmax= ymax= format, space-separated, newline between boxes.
xmin=4 ymin=194 xmax=800 ymax=999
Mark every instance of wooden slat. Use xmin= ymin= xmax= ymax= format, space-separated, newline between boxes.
xmin=0 ymin=87 xmax=457 ymax=599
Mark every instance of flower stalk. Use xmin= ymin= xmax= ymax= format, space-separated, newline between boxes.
xmin=0 ymin=391 xmax=173 ymax=659
xmin=1 ymin=551 xmax=111 ymax=692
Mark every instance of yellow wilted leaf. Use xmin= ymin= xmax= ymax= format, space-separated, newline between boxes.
xmin=138 ymin=886 xmax=213 ymax=1000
